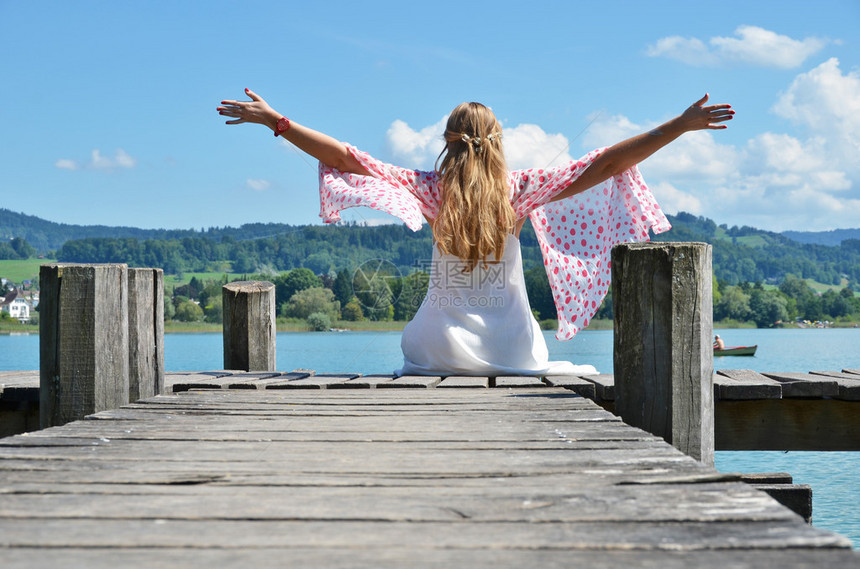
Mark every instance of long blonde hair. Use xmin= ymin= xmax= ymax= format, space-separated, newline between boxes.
xmin=433 ymin=102 xmax=515 ymax=271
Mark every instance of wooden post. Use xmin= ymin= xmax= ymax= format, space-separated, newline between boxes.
xmin=222 ymin=280 xmax=276 ymax=371
xmin=39 ymin=264 xmax=129 ymax=428
xmin=128 ymin=268 xmax=164 ymax=401
xmin=612 ymin=242 xmax=714 ymax=465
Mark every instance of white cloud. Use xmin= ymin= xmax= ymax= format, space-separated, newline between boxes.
xmin=647 ymin=25 xmax=828 ymax=68
xmin=580 ymin=81 xmax=860 ymax=231
xmin=386 ymin=116 xmax=447 ymax=169
xmin=54 ymin=159 xmax=79 ymax=171
xmin=743 ymin=132 xmax=827 ymax=174
xmin=113 ymin=149 xmax=136 ymax=168
xmin=246 ymin=178 xmax=271 ymax=191
xmin=55 ymin=148 xmax=137 ymax=171
xmin=502 ymin=124 xmax=572 ymax=170
xmin=649 ymin=181 xmax=704 ymax=217
xmin=386 ymin=116 xmax=573 ymax=171
xmin=90 ymin=148 xmax=136 ymax=170
xmin=772 ymin=58 xmax=860 ymax=162
xmin=646 ymin=36 xmax=716 ymax=66
xmin=384 ymin=62 xmax=860 ymax=232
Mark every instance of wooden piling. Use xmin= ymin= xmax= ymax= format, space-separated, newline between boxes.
xmin=127 ymin=268 xmax=164 ymax=401
xmin=222 ymin=280 xmax=276 ymax=371
xmin=612 ymin=242 xmax=715 ymax=465
xmin=39 ymin=264 xmax=129 ymax=428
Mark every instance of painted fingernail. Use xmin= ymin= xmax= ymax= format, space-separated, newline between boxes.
xmin=245 ymin=88 xmax=250 ymax=92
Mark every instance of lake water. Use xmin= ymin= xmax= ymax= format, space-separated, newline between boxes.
xmin=1 ymin=327 xmax=857 ymax=547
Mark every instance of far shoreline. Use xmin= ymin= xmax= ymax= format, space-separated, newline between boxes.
xmin=3 ymin=318 xmax=857 ymax=335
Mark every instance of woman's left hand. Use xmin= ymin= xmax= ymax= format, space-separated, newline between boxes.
xmin=217 ymin=88 xmax=280 ymax=129
xmin=679 ymin=93 xmax=734 ymax=131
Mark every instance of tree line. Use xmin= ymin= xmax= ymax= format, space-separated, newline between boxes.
xmin=4 ymin=209 xmax=860 ymax=288
xmin=3 ymin=211 xmax=859 ymax=328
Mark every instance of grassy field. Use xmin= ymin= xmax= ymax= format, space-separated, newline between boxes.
xmin=0 ymin=258 xmax=55 ymax=283
xmin=805 ymin=277 xmax=857 ymax=296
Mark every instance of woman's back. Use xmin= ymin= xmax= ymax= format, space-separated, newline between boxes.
xmin=398 ymin=233 xmax=597 ymax=377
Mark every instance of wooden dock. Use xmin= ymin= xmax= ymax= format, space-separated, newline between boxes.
xmin=4 ymin=368 xmax=860 ymax=449
xmin=1 ymin=376 xmax=858 ymax=567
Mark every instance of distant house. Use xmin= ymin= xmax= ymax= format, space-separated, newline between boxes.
xmin=0 ymin=289 xmax=31 ymax=322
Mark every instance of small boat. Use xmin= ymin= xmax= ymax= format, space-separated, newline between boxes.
xmin=714 ymin=345 xmax=757 ymax=356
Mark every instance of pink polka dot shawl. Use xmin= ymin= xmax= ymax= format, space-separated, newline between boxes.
xmin=319 ymin=144 xmax=671 ymax=340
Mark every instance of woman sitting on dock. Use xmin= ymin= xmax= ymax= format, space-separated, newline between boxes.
xmin=217 ymin=90 xmax=733 ymax=376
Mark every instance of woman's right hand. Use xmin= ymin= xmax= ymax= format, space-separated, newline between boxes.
xmin=217 ymin=88 xmax=281 ymax=130
xmin=677 ymin=93 xmax=734 ymax=132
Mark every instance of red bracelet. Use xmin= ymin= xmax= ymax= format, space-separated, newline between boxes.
xmin=274 ymin=116 xmax=291 ymax=137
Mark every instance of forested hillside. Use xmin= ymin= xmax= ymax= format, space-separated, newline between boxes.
xmin=653 ymin=213 xmax=860 ymax=287
xmin=2 ymin=209 xmax=859 ymax=328
xmin=2 ymin=208 xmax=859 ymax=289
xmin=0 ymin=208 xmax=299 ymax=253
xmin=781 ymin=228 xmax=860 ymax=247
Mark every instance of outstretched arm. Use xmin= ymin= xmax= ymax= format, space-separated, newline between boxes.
xmin=217 ymin=89 xmax=371 ymax=175
xmin=550 ymin=94 xmax=733 ymax=203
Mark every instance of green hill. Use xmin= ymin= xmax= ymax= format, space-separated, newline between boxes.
xmin=1 ymin=209 xmax=859 ymax=290
xmin=0 ymin=208 xmax=300 ymax=253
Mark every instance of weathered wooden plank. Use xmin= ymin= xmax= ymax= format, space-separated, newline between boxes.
xmin=0 ymin=402 xmax=39 ymax=438
xmin=328 ymin=374 xmax=396 ymax=389
xmin=1 ymin=385 xmax=855 ymax=567
xmin=843 ymin=368 xmax=860 ymax=375
xmin=808 ymin=371 xmax=860 ymax=400
xmin=165 ymin=371 xmax=233 ymax=391
xmin=715 ymin=398 xmax=860 ymax=450
xmin=738 ymin=472 xmax=794 ymax=484
xmin=1 ymin=547 xmax=858 ymax=569
xmin=0 ymin=371 xmax=40 ymax=385
xmin=225 ymin=371 xmax=308 ymax=389
xmin=380 ymin=375 xmax=442 ymax=388
xmin=543 ymin=375 xmax=596 ymax=399
xmin=494 ymin=376 xmax=545 ymax=388
xmin=0 ymin=409 xmax=685 ymax=442
xmin=749 ymin=484 xmax=813 ymax=523
xmin=3 ymin=547 xmax=858 ymax=569
xmin=0 ymin=439 xmax=683 ymax=466
xmin=0 ymin=384 xmax=39 ymax=403
xmin=0 ymin=482 xmax=801 ymax=524
xmin=0 ymin=462 xmax=725 ymax=490
xmin=761 ymin=372 xmax=838 ymax=398
xmin=226 ymin=371 xmax=310 ymax=389
xmin=0 ymin=422 xmax=658 ymax=444
xmin=170 ymin=372 xmax=259 ymax=391
xmin=265 ymin=373 xmax=359 ymax=389
xmin=438 ymin=376 xmax=489 ymax=388
xmin=579 ymin=374 xmax=616 ymax=401
xmin=715 ymin=369 xmax=783 ymax=400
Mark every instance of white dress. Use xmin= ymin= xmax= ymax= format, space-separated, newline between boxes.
xmin=317 ymin=144 xmax=671 ymax=376
xmin=397 ymin=233 xmax=598 ymax=376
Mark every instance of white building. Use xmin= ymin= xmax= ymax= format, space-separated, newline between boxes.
xmin=1 ymin=290 xmax=31 ymax=322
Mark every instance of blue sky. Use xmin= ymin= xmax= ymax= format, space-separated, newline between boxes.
xmin=2 ymin=0 xmax=858 ymax=233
